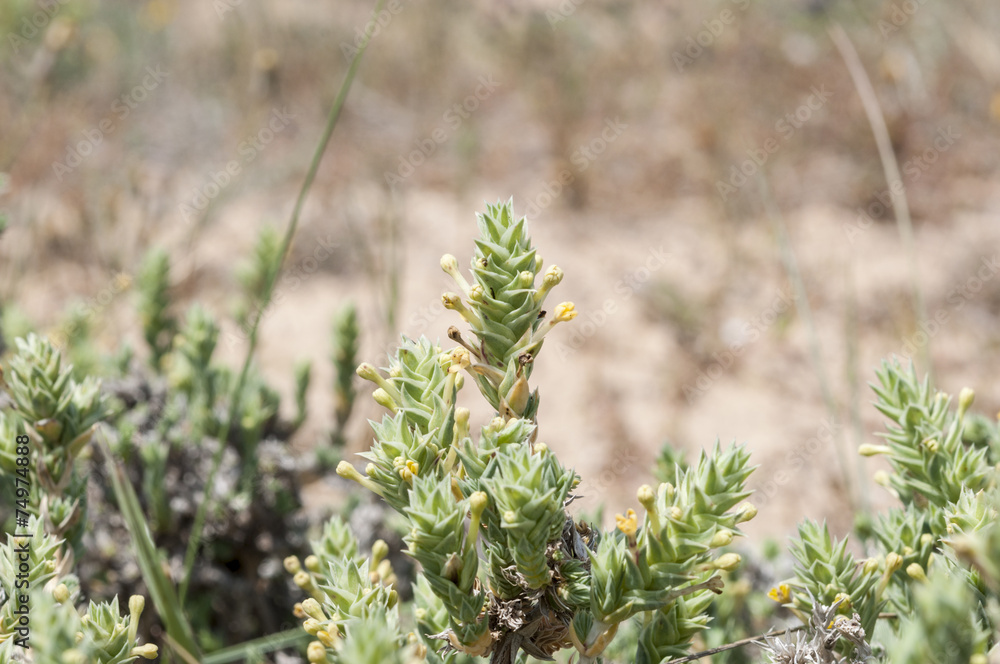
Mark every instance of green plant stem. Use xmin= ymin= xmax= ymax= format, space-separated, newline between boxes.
xmin=828 ymin=22 xmax=930 ymax=377
xmin=201 ymin=628 xmax=310 ymax=664
xmin=758 ymin=175 xmax=858 ymax=513
xmin=178 ymin=0 xmax=387 ymax=605
xmin=102 ymin=436 xmax=202 ymax=661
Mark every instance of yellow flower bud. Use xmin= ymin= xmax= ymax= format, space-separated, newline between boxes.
xmin=304 ymin=555 xmax=320 ymax=573
xmin=906 ymin=563 xmax=927 ymax=582
xmin=307 ymin=641 xmax=330 ymax=664
xmin=337 ymin=461 xmax=383 ymax=495
xmin=714 ymin=552 xmax=742 ymax=571
xmin=885 ymin=552 xmax=904 ymax=573
xmin=372 ymin=388 xmax=395 ymax=410
xmin=455 ymin=407 xmax=471 ymax=439
xmin=440 ymin=254 xmax=459 ymax=274
xmin=711 ymin=529 xmax=734 ymax=548
xmin=63 ymin=650 xmax=86 ymax=664
xmin=131 ymin=644 xmax=159 ymax=660
xmin=858 ymin=443 xmax=890 ymax=456
xmin=958 ymin=387 xmax=975 ymax=417
xmin=53 ymin=584 xmax=71 ymax=604
xmin=873 ymin=470 xmax=891 ymax=487
xmin=637 ymin=484 xmax=656 ymax=511
xmin=317 ymin=630 xmax=337 ymax=648
xmin=303 ymin=618 xmax=323 ymax=635
xmin=294 ymin=571 xmax=313 ymax=590
xmin=504 ymin=374 xmax=530 ymax=416
xmin=301 ymin=598 xmax=326 ymax=621
xmin=736 ymin=502 xmax=758 ymax=523
xmin=922 ymin=438 xmax=940 ymax=454
xmin=128 ymin=595 xmax=145 ymax=623
xmin=469 ymin=491 xmax=489 ymax=513
xmin=543 ymin=265 xmax=564 ymax=288
xmin=372 ymin=540 xmax=390 ymax=566
xmin=356 ymin=362 xmax=380 ymax=382
xmin=862 ymin=558 xmax=880 ymax=575
xmin=284 ymin=556 xmax=302 ymax=574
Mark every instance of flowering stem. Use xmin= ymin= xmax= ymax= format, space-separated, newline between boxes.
xmin=178 ymin=0 xmax=387 ymax=605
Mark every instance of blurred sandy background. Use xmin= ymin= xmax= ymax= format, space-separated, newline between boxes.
xmin=2 ymin=0 xmax=999 ymax=542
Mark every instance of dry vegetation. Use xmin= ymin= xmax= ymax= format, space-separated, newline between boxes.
xmin=2 ymin=0 xmax=999 ymax=545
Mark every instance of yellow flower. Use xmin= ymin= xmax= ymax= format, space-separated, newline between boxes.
xmin=399 ymin=459 xmax=419 ymax=483
xmin=767 ymin=583 xmax=791 ymax=603
xmin=553 ymin=302 xmax=577 ymax=323
xmin=449 ymin=347 xmax=471 ymax=374
xmin=615 ymin=508 xmax=638 ymax=537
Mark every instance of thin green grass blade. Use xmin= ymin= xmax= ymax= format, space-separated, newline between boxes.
xmin=178 ymin=0 xmax=388 ymax=604
xmin=201 ymin=628 xmax=310 ymax=664
xmin=101 ymin=435 xmax=202 ymax=660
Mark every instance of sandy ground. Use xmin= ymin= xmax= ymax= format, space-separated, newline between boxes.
xmin=3 ymin=0 xmax=1000 ymax=545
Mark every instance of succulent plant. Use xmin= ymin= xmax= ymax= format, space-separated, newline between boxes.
xmin=299 ymin=199 xmax=757 ymax=664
